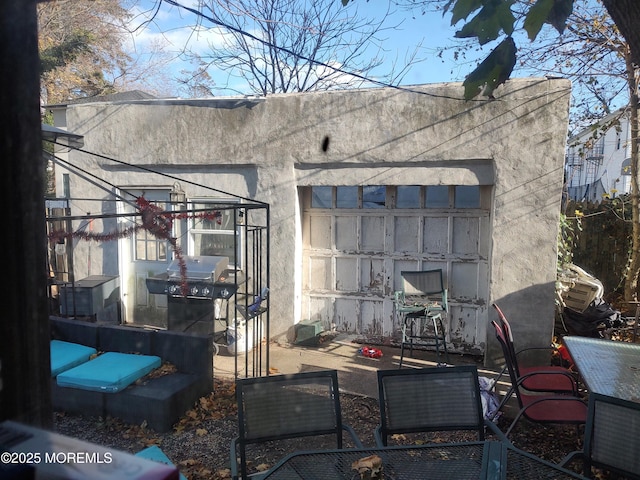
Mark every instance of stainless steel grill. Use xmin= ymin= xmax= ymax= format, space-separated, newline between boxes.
xmin=166 ymin=255 xmax=229 ymax=299
xmin=145 ymin=255 xmax=233 ymax=333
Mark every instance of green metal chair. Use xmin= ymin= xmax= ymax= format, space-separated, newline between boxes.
xmin=395 ymin=269 xmax=449 ymax=367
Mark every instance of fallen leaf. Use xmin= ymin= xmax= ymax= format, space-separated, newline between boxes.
xmin=216 ymin=468 xmax=232 ymax=479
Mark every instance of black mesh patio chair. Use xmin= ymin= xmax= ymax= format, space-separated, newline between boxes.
xmin=374 ymin=364 xmax=509 ymax=447
xmin=395 ymin=269 xmax=449 ymax=367
xmin=492 ymin=320 xmax=587 ymax=437
xmin=559 ymin=392 xmax=640 ymax=479
xmin=230 ymin=369 xmax=363 ymax=479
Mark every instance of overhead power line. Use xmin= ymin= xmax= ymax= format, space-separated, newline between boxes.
xmin=160 ymin=0 xmax=466 ymax=101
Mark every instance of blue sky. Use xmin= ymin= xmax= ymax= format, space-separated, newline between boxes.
xmin=126 ymin=0 xmax=491 ymax=97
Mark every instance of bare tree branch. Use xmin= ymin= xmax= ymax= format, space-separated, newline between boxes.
xmin=177 ymin=0 xmax=421 ymax=95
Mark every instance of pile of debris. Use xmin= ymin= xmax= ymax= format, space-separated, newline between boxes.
xmin=556 ymin=264 xmax=624 ymax=338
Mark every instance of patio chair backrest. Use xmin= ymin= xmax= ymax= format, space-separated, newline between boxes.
xmin=584 ymin=393 xmax=640 ymax=479
xmin=376 ymin=365 xmax=486 ymax=446
xmin=395 ymin=269 xmax=447 ymax=313
xmin=237 ymin=369 xmax=345 ymax=443
xmin=491 ymin=320 xmax=525 ymax=408
xmin=233 ymin=369 xmax=361 ymax=479
xmin=492 ymin=304 xmax=522 ymax=377
xmin=400 ymin=270 xmax=446 ymax=305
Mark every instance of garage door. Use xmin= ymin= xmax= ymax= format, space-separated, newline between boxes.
xmin=301 ymin=185 xmax=491 ymax=354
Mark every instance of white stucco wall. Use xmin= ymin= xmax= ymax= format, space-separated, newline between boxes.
xmin=55 ymin=78 xmax=571 ymax=367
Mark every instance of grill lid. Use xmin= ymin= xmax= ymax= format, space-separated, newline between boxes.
xmin=167 ymin=255 xmax=229 ymax=282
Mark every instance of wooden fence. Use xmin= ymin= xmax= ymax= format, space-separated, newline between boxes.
xmin=564 ymin=199 xmax=632 ymax=300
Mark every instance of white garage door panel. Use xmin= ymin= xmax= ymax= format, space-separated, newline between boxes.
xmin=361 ymin=258 xmax=385 ymax=293
xmin=361 ymin=217 xmax=385 ymax=250
xmin=360 ymin=300 xmax=385 ymax=335
xmin=448 ymin=305 xmax=486 ymax=355
xmin=423 ymin=217 xmax=449 ymax=253
xmin=453 ymin=217 xmax=480 ymax=254
xmin=305 ymin=296 xmax=333 ymax=325
xmin=302 ymin=185 xmax=490 ymax=354
xmin=336 ymin=216 xmax=357 ymax=250
xmin=335 ymin=298 xmax=360 ymax=331
xmin=394 ymin=217 xmax=420 ymax=252
xmin=336 ymin=257 xmax=358 ymax=291
xmin=451 ymin=263 xmax=481 ymax=300
xmin=479 ymin=216 xmax=491 ymax=255
xmin=310 ymin=216 xmax=331 ymax=249
xmin=308 ymin=257 xmax=331 ymax=290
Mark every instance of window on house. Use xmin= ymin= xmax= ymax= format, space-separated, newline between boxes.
xmin=190 ymin=201 xmax=242 ymax=268
xmin=593 ymin=138 xmax=605 ymax=156
xmin=135 ymin=201 xmax=169 ymax=261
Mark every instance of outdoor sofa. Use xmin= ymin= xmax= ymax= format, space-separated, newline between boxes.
xmin=49 ymin=316 xmax=214 ymax=432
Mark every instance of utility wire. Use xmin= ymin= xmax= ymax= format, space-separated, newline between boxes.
xmin=52 ymin=154 xmax=138 ymax=209
xmin=161 ymin=0 xmax=469 ymax=101
xmin=54 ymin=140 xmax=268 ymax=206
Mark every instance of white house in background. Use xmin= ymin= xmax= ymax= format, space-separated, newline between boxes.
xmin=565 ymin=108 xmax=633 ymax=202
xmin=46 ymin=78 xmax=571 ymax=367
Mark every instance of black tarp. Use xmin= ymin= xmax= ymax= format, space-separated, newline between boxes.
xmin=562 ymin=298 xmax=623 ymax=337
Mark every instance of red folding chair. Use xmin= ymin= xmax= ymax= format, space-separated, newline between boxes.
xmin=492 ymin=320 xmax=587 ymax=437
xmin=493 ymin=303 xmax=579 ymax=396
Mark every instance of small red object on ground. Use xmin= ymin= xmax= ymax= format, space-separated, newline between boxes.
xmin=359 ymin=346 xmax=383 ymax=358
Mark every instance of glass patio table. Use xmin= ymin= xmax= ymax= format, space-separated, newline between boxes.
xmin=562 ymin=335 xmax=640 ymax=402
xmin=261 ymin=441 xmax=587 ymax=480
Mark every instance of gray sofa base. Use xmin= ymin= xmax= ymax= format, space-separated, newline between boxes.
xmin=106 ymin=373 xmax=210 ymax=432
xmin=50 ymin=316 xmax=214 ymax=432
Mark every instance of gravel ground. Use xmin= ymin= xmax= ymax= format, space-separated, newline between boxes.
xmin=52 ymin=377 xmax=595 ymax=480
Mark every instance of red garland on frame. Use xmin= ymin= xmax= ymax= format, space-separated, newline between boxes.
xmin=48 ymin=196 xmax=223 ymax=297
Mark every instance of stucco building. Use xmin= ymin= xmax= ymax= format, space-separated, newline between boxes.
xmin=48 ymin=77 xmax=571 ymax=367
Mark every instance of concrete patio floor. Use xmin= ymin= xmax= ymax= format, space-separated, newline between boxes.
xmin=212 ymin=334 xmax=507 ymax=400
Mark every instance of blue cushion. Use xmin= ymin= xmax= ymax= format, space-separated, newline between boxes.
xmin=56 ymin=352 xmax=161 ymax=393
xmin=135 ymin=446 xmax=187 ymax=480
xmin=50 ymin=340 xmax=97 ymax=377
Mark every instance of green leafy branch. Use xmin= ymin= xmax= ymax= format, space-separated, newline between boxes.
xmin=342 ymin=0 xmax=575 ymax=100
xmin=444 ymin=0 xmax=574 ymax=99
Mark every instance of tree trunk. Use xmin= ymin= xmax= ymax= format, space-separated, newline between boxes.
xmin=602 ymin=0 xmax=640 ymax=66
xmin=0 ymin=0 xmax=52 ymax=427
xmin=624 ymin=46 xmax=640 ymax=302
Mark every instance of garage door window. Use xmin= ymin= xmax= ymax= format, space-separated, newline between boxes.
xmin=397 ymin=186 xmax=420 ymax=208
xmin=455 ymin=186 xmax=481 ymax=208
xmin=312 ymin=186 xmax=332 ymax=208
xmin=337 ymin=186 xmax=358 ymax=208
xmin=426 ymin=186 xmax=449 ymax=208
xmin=310 ymin=186 xmax=481 ymax=209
